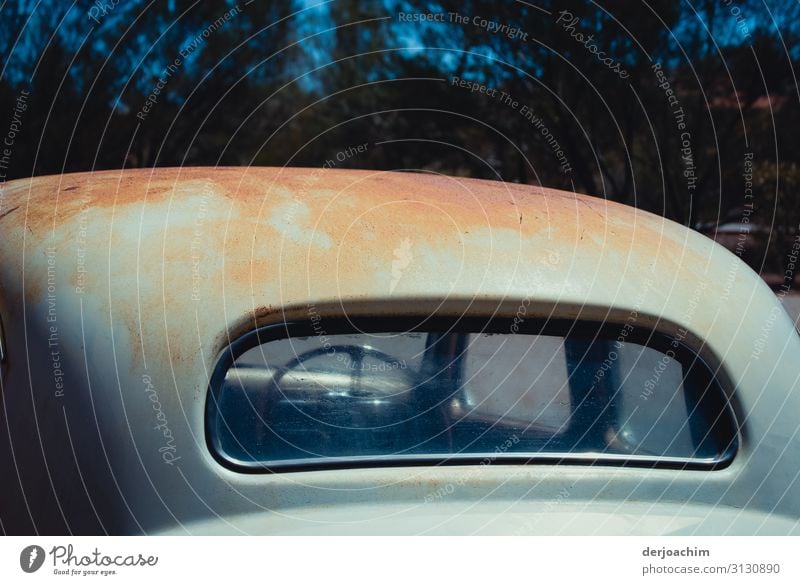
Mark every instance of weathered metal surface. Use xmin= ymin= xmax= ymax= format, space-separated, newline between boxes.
xmin=0 ymin=167 xmax=799 ymax=534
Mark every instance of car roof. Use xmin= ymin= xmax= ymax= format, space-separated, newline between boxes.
xmin=0 ymin=166 xmax=787 ymax=344
xmin=3 ymin=167 xmax=800 ymax=533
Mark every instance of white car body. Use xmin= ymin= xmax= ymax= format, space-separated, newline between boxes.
xmin=0 ymin=167 xmax=798 ymax=535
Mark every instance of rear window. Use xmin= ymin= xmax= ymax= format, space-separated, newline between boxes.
xmin=206 ymin=318 xmax=737 ymax=471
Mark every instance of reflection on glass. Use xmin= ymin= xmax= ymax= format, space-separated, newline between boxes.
xmin=210 ymin=329 xmax=734 ymax=468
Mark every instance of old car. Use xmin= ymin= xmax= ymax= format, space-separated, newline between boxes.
xmin=0 ymin=166 xmax=798 ymax=534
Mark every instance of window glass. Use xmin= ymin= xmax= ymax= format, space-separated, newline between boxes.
xmin=207 ymin=323 xmax=737 ymax=470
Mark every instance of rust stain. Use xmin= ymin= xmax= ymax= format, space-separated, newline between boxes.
xmin=0 ymin=166 xmax=716 ymax=372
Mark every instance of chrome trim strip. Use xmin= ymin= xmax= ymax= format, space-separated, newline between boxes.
xmin=220 ymin=451 xmax=731 ymax=473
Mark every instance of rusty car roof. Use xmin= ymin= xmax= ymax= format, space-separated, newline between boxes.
xmin=0 ymin=166 xmax=783 ymax=339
